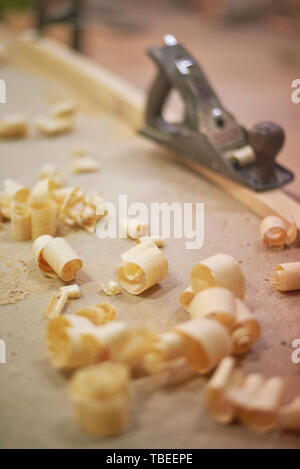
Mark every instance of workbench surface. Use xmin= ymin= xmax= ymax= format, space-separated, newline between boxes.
xmin=0 ymin=47 xmax=300 ymax=449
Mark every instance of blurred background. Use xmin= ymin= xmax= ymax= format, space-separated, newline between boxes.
xmin=1 ymin=0 xmax=300 ymax=191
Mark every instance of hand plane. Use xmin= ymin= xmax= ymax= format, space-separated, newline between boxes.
xmin=140 ymin=35 xmax=293 ymax=192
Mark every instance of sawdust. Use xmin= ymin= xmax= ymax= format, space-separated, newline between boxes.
xmin=0 ymin=258 xmax=48 ymax=305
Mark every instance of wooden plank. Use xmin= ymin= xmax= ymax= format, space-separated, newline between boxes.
xmin=7 ymin=32 xmax=300 ymax=228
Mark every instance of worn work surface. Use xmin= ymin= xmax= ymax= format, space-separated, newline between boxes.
xmin=0 ymin=62 xmax=300 ymax=449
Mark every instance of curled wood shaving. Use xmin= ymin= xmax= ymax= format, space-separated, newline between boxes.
xmin=191 ymin=253 xmax=245 ymax=299
xmin=232 ymin=299 xmax=260 ymax=355
xmin=152 ymin=331 xmax=188 ymax=364
xmin=260 ymin=216 xmax=297 ymax=249
xmin=45 ymin=291 xmax=69 ymax=320
xmin=148 ymin=358 xmax=197 ymax=388
xmin=0 ymin=200 xmax=11 ymax=220
xmin=121 ymin=218 xmax=149 ymax=240
xmin=47 ymin=314 xmax=111 ymax=369
xmin=273 ymin=262 xmax=300 ymax=292
xmin=85 ymin=192 xmax=107 ymax=213
xmin=151 ymin=318 xmax=232 ymax=375
xmin=0 ymin=115 xmax=28 ymax=139
xmin=174 ymin=318 xmax=233 ymax=374
xmin=30 ymin=200 xmax=57 ymax=240
xmin=54 ymin=186 xmax=84 ymax=216
xmin=32 ymin=235 xmax=82 ymax=282
xmin=45 ymin=284 xmax=80 ymax=319
xmin=118 ymin=238 xmax=168 ymax=294
xmin=179 ymin=285 xmax=194 ymax=313
xmin=1 ymin=179 xmax=30 ymax=220
xmin=74 ymin=194 xmax=107 ymax=233
xmin=75 ymin=303 xmax=116 ymax=326
xmin=69 ymin=362 xmax=130 ymax=436
xmin=29 ymin=178 xmax=56 ymax=204
xmin=110 ymin=326 xmax=157 ymax=368
xmin=3 ymin=176 xmax=107 ymax=237
xmin=227 ymin=374 xmax=285 ymax=433
xmin=205 ymin=357 xmax=242 ymax=424
xmin=47 ymin=311 xmax=156 ymax=372
xmin=182 ymin=285 xmax=260 ymax=355
xmin=225 ymin=145 xmax=255 ymax=167
xmin=279 ymin=397 xmax=300 ymax=431
xmin=11 ymin=202 xmax=31 ymax=241
xmin=189 ymin=287 xmax=236 ymax=331
xmin=53 ymin=188 xmax=107 ymax=233
xmin=206 ymin=361 xmax=286 ymax=433
xmin=101 ymin=280 xmax=121 ymax=296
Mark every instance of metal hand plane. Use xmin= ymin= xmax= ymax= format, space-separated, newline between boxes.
xmin=140 ymin=35 xmax=293 ymax=192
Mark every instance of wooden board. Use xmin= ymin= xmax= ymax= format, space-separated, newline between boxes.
xmin=0 ymin=33 xmax=300 ymax=449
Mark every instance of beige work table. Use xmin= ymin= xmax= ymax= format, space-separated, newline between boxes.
xmin=0 ymin=33 xmax=300 ymax=449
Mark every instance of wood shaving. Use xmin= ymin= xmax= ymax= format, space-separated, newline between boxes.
xmin=39 ymin=164 xmax=64 ymax=187
xmin=101 ymin=280 xmax=121 ymax=296
xmin=191 ymin=253 xmax=245 ymax=299
xmin=47 ymin=316 xmax=129 ymax=369
xmin=71 ymin=157 xmax=100 ymax=174
xmin=32 ymin=235 xmax=83 ymax=282
xmin=51 ymin=100 xmax=77 ymax=119
xmin=44 ymin=284 xmax=80 ymax=319
xmin=232 ymin=299 xmax=260 ymax=355
xmin=69 ymin=362 xmax=130 ymax=436
xmin=260 ymin=216 xmax=297 ymax=249
xmin=225 ymin=145 xmax=255 ymax=167
xmin=227 ymin=374 xmax=285 ymax=433
xmin=205 ymin=357 xmax=241 ymax=424
xmin=206 ymin=360 xmax=286 ymax=433
xmin=189 ymin=287 xmax=236 ymax=330
xmin=35 ymin=115 xmax=74 ymax=137
xmin=1 ymin=179 xmax=30 ymax=220
xmin=273 ymin=262 xmax=300 ymax=292
xmin=75 ymin=302 xmax=116 ymax=326
xmin=0 ymin=115 xmax=28 ymax=139
xmin=11 ymin=202 xmax=31 ymax=241
xmin=179 ymin=285 xmax=194 ymax=313
xmin=149 ymin=358 xmax=197 ymax=388
xmin=122 ymin=218 xmax=149 ymax=240
xmin=279 ymin=397 xmax=300 ymax=431
xmin=151 ymin=318 xmax=232 ymax=375
xmin=30 ymin=200 xmax=57 ymax=240
xmin=118 ymin=238 xmax=168 ymax=294
xmin=53 ymin=188 xmax=107 ymax=234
